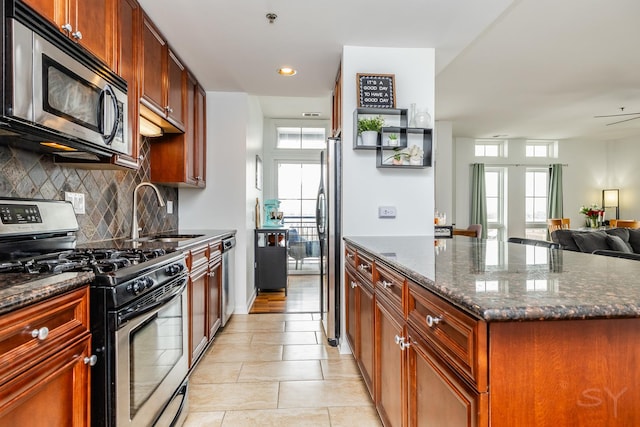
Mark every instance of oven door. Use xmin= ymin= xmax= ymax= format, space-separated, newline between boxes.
xmin=115 ymin=278 xmax=188 ymax=426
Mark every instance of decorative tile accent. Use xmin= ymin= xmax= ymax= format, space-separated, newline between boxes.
xmin=0 ymin=138 xmax=178 ymax=244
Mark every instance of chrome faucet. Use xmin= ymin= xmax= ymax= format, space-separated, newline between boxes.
xmin=131 ymin=182 xmax=165 ymax=240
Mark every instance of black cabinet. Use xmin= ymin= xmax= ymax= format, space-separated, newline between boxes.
xmin=254 ymin=229 xmax=288 ymax=295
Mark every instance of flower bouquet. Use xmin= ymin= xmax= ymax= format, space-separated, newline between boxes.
xmin=580 ymin=204 xmax=604 ymax=228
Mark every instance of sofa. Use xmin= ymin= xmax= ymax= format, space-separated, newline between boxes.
xmin=551 ymin=227 xmax=640 ymax=260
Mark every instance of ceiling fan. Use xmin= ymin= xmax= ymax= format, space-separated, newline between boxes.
xmin=594 ymin=107 xmax=640 ymax=126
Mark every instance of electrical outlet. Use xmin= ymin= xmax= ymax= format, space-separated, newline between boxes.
xmin=166 ymin=200 xmax=174 ymax=214
xmin=64 ymin=191 xmax=85 ymax=215
xmin=378 ymin=206 xmax=397 ymax=218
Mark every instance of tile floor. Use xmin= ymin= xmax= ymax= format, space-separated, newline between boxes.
xmin=183 ymin=312 xmax=383 ymax=426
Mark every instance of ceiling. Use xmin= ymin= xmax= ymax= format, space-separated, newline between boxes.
xmin=138 ymin=0 xmax=640 ymax=141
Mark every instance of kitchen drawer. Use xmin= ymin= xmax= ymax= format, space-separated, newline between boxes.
xmin=0 ymin=287 xmax=90 ymax=384
xmin=345 ymin=245 xmax=357 ymax=270
xmin=354 ymin=251 xmax=374 ymax=285
xmin=188 ymin=243 xmax=209 ymax=271
xmin=375 ymin=262 xmax=405 ymax=316
xmin=407 ymin=280 xmax=487 ymax=391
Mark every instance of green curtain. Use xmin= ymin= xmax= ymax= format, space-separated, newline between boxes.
xmin=547 ymin=164 xmax=563 ymax=218
xmin=471 ymin=163 xmax=488 ymax=239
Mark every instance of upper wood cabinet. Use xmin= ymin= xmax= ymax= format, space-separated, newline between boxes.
xmin=150 ymin=72 xmax=206 ymax=187
xmin=23 ymin=0 xmax=115 ymax=65
xmin=332 ymin=64 xmax=342 ymax=137
xmin=141 ymin=16 xmax=186 ymax=132
xmin=111 ymin=0 xmax=141 ymax=169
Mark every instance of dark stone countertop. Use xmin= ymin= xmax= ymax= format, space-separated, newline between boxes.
xmin=0 ymin=230 xmax=235 ymax=316
xmin=80 ymin=229 xmax=236 ymax=251
xmin=344 ymin=235 xmax=640 ymax=322
xmin=0 ymin=271 xmax=94 ymax=316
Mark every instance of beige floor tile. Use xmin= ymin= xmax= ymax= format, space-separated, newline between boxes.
xmin=207 ymin=342 xmax=283 ymax=362
xmin=285 ymin=320 xmax=322 ymax=332
xmin=183 ymin=411 xmax=225 ymax=427
xmin=211 ymin=332 xmax=254 ymax=345
xmin=328 ymin=406 xmax=382 ymax=427
xmin=282 ymin=344 xmax=332 ymax=360
xmin=221 ymin=408 xmax=330 ymax=427
xmin=320 ymin=358 xmax=362 ymax=380
xmin=231 ymin=313 xmax=313 ymax=322
xmin=251 ymin=331 xmax=318 ymax=345
xmin=238 ymin=360 xmax=323 ymax=382
xmin=190 ymin=361 xmax=242 ymax=384
xmin=222 ymin=320 xmax=284 ymax=333
xmin=189 ymin=382 xmax=279 ymax=411
xmin=278 ymin=380 xmax=373 ymax=408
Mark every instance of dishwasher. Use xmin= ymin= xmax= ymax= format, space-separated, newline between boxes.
xmin=221 ymin=236 xmax=236 ymax=326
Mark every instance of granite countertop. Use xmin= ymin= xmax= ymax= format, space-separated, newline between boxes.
xmin=0 ymin=271 xmax=94 ymax=316
xmin=345 ymin=235 xmax=640 ymax=322
xmin=79 ymin=229 xmax=236 ymax=251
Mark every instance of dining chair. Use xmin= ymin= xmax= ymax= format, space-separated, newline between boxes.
xmin=609 ymin=219 xmax=618 ymax=227
xmin=561 ymin=218 xmax=570 ymax=229
xmin=453 ymin=224 xmax=482 ymax=238
xmin=613 ymin=220 xmax=640 ymax=229
xmin=547 ymin=219 xmax=564 ymax=233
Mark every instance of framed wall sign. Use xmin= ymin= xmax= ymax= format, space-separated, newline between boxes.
xmin=357 ymin=73 xmax=396 ymax=108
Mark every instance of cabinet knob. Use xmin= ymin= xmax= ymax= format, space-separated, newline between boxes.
xmin=350 ymin=281 xmax=357 ymax=289
xmin=347 ymin=253 xmax=354 ymax=259
xmin=84 ymin=355 xmax=98 ymax=366
xmin=400 ymin=340 xmax=411 ymax=351
xmin=359 ymin=264 xmax=369 ymax=271
xmin=209 ymin=271 xmax=216 ymax=277
xmin=381 ymin=280 xmax=393 ymax=288
xmin=61 ymin=23 xmax=72 ymax=33
xmin=30 ymin=327 xmax=49 ymax=341
xmin=72 ymin=31 xmax=83 ymax=40
xmin=394 ymin=334 xmax=403 ymax=345
xmin=165 ymin=106 xmax=174 ymax=114
xmin=426 ymin=315 xmax=443 ymax=328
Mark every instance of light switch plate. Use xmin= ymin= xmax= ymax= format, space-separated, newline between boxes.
xmin=166 ymin=200 xmax=174 ymax=214
xmin=378 ymin=206 xmax=397 ymax=218
xmin=64 ymin=191 xmax=85 ymax=215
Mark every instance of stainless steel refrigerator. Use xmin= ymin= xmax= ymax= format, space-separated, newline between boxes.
xmin=316 ymin=137 xmax=341 ymax=346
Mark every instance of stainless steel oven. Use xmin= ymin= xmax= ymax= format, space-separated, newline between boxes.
xmin=114 ymin=276 xmax=189 ymax=426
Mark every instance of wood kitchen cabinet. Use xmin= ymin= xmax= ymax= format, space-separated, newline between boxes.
xmin=188 ymin=243 xmax=209 ymax=367
xmin=141 ymin=16 xmax=186 ymax=132
xmin=150 ymin=73 xmax=206 ymax=187
xmin=0 ymin=287 xmax=92 ymax=426
xmin=208 ymin=241 xmax=222 ymax=338
xmin=23 ymin=0 xmax=115 ymax=65
xmin=331 ymin=64 xmax=342 ymax=137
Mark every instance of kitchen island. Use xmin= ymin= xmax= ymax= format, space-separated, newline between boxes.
xmin=344 ymin=236 xmax=640 ymax=427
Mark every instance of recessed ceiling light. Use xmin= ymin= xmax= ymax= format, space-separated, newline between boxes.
xmin=278 ymin=67 xmax=297 ymax=76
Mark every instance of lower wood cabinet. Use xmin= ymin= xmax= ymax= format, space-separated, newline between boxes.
xmin=208 ymin=241 xmax=222 ymax=339
xmin=0 ymin=287 xmax=92 ymax=426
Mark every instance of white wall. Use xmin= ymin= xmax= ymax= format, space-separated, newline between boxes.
xmin=342 ymin=46 xmax=436 ymax=238
xmin=607 ymin=137 xmax=640 ymax=220
xmin=435 ymin=121 xmax=454 ymax=221
xmin=179 ymin=91 xmax=263 ymax=314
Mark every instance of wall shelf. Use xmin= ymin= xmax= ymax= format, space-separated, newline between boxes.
xmin=376 ymin=128 xmax=433 ymax=168
xmin=353 ymin=108 xmax=407 ymax=150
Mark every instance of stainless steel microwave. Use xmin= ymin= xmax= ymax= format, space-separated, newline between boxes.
xmin=1 ymin=17 xmax=129 ymax=159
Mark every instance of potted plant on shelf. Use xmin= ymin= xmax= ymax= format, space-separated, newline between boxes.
xmin=357 ymin=116 xmax=384 ymax=146
xmin=387 ymin=133 xmax=399 ymax=146
xmin=384 ymin=144 xmax=424 ymax=166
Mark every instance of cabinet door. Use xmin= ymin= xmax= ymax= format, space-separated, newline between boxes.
xmin=407 ymin=328 xmax=487 ymax=427
xmin=166 ymin=50 xmax=186 ymax=129
xmin=189 ymin=265 xmax=208 ymax=367
xmin=184 ymin=73 xmax=197 ymax=186
xmin=194 ymin=84 xmax=206 ymax=186
xmin=208 ymin=261 xmax=221 ymax=339
xmin=74 ymin=0 xmax=114 ymax=64
xmin=344 ymin=267 xmax=358 ymax=358
xmin=142 ymin=17 xmax=166 ymax=115
xmin=375 ymin=298 xmax=406 ymax=427
xmin=112 ymin=0 xmax=140 ymax=168
xmin=358 ymin=281 xmax=375 ymax=397
xmin=0 ymin=335 xmax=91 ymax=427
xmin=21 ymin=0 xmax=60 ymax=27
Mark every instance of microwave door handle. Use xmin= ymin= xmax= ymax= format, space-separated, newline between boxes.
xmin=99 ymin=85 xmax=119 ymax=145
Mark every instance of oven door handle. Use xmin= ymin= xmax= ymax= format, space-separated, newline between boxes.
xmin=117 ymin=277 xmax=187 ymax=327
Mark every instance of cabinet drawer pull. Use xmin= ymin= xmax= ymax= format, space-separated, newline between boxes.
xmin=381 ymin=280 xmax=393 ymax=288
xmin=400 ymin=340 xmax=411 ymax=351
xmin=350 ymin=281 xmax=357 ymax=289
xmin=72 ymin=30 xmax=83 ymax=40
xmin=84 ymin=355 xmax=98 ymax=366
xmin=347 ymin=253 xmax=354 ymax=259
xmin=61 ymin=23 xmax=72 ymax=33
xmin=426 ymin=315 xmax=443 ymax=328
xmin=359 ymin=264 xmax=370 ymax=271
xmin=30 ymin=327 xmax=49 ymax=341
xmin=394 ymin=334 xmax=403 ymax=345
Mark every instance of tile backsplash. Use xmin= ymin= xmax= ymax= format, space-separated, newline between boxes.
xmin=0 ymin=139 xmax=178 ymax=243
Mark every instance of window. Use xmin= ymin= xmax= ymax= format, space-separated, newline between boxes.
xmin=525 ymin=168 xmax=548 ymax=240
xmin=475 ymin=139 xmax=506 ymax=157
xmin=277 ymin=127 xmax=326 ymax=149
xmin=525 ymin=140 xmax=557 ymax=158
xmin=485 ymin=167 xmax=506 ymax=240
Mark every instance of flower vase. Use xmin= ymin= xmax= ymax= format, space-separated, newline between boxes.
xmin=590 ymin=217 xmax=598 ymax=228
